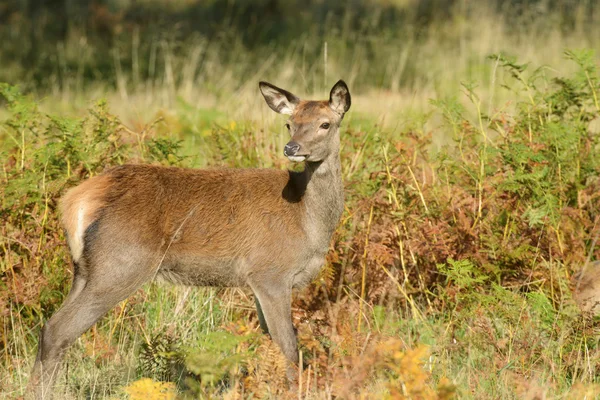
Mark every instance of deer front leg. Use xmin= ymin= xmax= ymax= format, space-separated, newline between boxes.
xmin=250 ymin=277 xmax=299 ymax=380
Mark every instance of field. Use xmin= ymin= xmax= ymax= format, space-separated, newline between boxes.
xmin=2 ymin=0 xmax=600 ymax=398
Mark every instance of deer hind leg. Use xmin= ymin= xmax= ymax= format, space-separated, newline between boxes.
xmin=27 ymin=270 xmax=87 ymax=399
xmin=250 ymin=276 xmax=299 ymax=380
xmin=28 ymin=246 xmax=157 ymax=399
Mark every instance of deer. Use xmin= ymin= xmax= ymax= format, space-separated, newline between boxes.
xmin=27 ymin=80 xmax=351 ymax=398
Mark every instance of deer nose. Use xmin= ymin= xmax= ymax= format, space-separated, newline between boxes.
xmin=284 ymin=142 xmax=300 ymax=157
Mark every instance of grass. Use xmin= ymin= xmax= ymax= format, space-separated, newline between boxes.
xmin=2 ymin=1 xmax=600 ymax=399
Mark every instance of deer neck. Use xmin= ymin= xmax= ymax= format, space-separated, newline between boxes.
xmin=300 ymin=151 xmax=344 ymax=246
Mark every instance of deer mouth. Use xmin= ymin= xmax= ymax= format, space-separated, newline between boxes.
xmin=287 ymin=155 xmax=308 ymax=162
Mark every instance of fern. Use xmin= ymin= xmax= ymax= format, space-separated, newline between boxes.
xmin=138 ymin=333 xmax=184 ymax=383
xmin=437 ymin=258 xmax=488 ymax=290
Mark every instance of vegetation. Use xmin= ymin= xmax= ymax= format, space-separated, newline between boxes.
xmin=2 ymin=0 xmax=600 ymax=398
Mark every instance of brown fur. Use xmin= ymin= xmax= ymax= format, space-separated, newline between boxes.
xmin=59 ymin=175 xmax=112 ymax=262
xmin=292 ymin=100 xmax=332 ymax=123
xmin=89 ymin=165 xmax=308 ymax=286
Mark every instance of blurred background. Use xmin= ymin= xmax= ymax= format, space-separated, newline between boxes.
xmin=1 ymin=0 xmax=599 ymax=118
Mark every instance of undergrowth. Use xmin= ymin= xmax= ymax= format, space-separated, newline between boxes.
xmin=2 ymin=52 xmax=600 ymax=398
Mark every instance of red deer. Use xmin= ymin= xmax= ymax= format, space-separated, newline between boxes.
xmin=28 ymin=80 xmax=351 ymax=398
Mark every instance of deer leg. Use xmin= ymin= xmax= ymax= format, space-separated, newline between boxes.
xmin=254 ymin=296 xmax=270 ymax=334
xmin=27 ymin=271 xmax=87 ymax=399
xmin=28 ymin=254 xmax=155 ymax=399
xmin=250 ymin=278 xmax=298 ymax=381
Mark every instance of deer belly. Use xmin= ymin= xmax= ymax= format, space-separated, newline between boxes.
xmin=156 ymin=255 xmax=246 ymax=287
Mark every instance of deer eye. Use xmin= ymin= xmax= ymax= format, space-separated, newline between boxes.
xmin=320 ymin=122 xmax=330 ymax=129
xmin=285 ymin=123 xmax=291 ymax=130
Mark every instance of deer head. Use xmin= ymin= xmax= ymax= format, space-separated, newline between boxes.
xmin=259 ymin=80 xmax=351 ymax=163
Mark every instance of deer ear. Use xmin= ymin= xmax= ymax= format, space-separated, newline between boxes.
xmin=259 ymin=82 xmax=300 ymax=115
xmin=329 ymin=80 xmax=351 ymax=115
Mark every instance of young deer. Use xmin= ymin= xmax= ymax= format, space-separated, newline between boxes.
xmin=28 ymin=80 xmax=351 ymax=398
